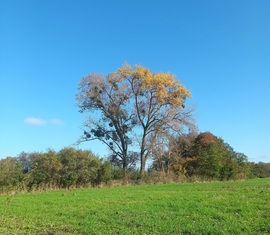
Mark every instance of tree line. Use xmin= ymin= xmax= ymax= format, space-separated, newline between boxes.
xmin=0 ymin=133 xmax=269 ymax=193
xmin=151 ymin=132 xmax=256 ymax=180
xmin=0 ymin=148 xmax=114 ymax=192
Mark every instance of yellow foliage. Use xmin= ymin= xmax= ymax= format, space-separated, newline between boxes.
xmin=117 ymin=64 xmax=191 ymax=107
xmin=117 ymin=64 xmax=133 ymax=77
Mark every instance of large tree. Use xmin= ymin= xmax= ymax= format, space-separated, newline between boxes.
xmin=77 ymin=64 xmax=194 ymax=175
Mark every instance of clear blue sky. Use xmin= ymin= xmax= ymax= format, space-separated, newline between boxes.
xmin=1 ymin=0 xmax=269 ymax=162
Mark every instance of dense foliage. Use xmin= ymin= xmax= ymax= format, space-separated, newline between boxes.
xmin=0 ymin=148 xmax=114 ymax=192
xmin=151 ymin=132 xmax=253 ymax=180
xmin=1 ymin=132 xmax=269 ymax=193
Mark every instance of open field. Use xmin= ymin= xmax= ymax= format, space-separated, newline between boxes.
xmin=0 ymin=179 xmax=269 ymax=235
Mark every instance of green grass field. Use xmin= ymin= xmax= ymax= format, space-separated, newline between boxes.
xmin=0 ymin=179 xmax=269 ymax=235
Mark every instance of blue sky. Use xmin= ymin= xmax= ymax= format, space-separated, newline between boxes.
xmin=1 ymin=0 xmax=269 ymax=162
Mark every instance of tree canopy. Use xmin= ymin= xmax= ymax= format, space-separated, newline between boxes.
xmin=77 ymin=64 xmax=195 ymax=175
xmin=151 ymin=131 xmax=251 ymax=180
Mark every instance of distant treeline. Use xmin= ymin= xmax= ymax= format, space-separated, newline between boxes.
xmin=0 ymin=148 xmax=115 ymax=192
xmin=150 ymin=132 xmax=270 ymax=180
xmin=0 ymin=132 xmax=269 ymax=193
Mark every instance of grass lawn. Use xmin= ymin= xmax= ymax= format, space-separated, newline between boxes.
xmin=0 ymin=178 xmax=269 ymax=234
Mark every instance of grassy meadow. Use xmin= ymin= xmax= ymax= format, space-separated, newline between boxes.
xmin=0 ymin=179 xmax=269 ymax=234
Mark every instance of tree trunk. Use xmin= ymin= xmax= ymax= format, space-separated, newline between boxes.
xmin=140 ymin=156 xmax=146 ymax=176
xmin=122 ymin=153 xmax=128 ymax=184
xmin=122 ymin=155 xmax=127 ymax=172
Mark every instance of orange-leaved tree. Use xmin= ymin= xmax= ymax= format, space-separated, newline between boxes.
xmin=77 ymin=64 xmax=194 ymax=175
